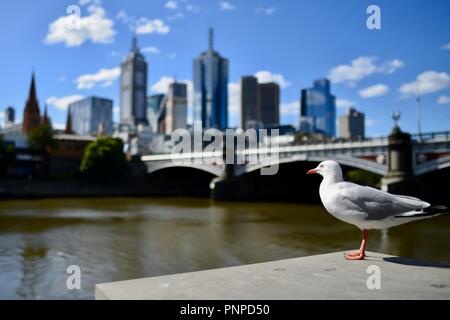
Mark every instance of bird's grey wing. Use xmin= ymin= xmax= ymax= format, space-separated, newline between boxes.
xmin=335 ymin=184 xmax=430 ymax=221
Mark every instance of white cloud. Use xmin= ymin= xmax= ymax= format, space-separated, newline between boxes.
xmin=165 ymin=1 xmax=178 ymax=10
xmin=437 ymin=95 xmax=450 ymax=105
xmin=399 ymin=71 xmax=450 ymax=96
xmin=79 ymin=0 xmax=92 ymax=5
xmin=378 ymin=59 xmax=404 ymax=74
xmin=219 ymin=1 xmax=235 ymax=11
xmin=75 ymin=67 xmax=120 ymax=90
xmin=336 ymin=98 xmax=354 ymax=108
xmin=281 ymin=101 xmax=299 ymax=116
xmin=186 ymin=4 xmax=200 ymax=13
xmin=254 ymin=71 xmax=291 ymax=89
xmin=328 ymin=56 xmax=404 ymax=85
xmin=359 ymin=84 xmax=390 ymax=98
xmin=255 ymin=7 xmax=276 ymax=15
xmin=58 ymin=76 xmax=67 ymax=82
xmin=53 ymin=123 xmax=66 ymax=130
xmin=151 ymin=77 xmax=193 ymax=109
xmin=168 ymin=52 xmax=177 ymax=59
xmin=328 ymin=56 xmax=377 ymax=85
xmin=228 ymin=82 xmax=240 ymax=116
xmin=441 ymin=43 xmax=450 ymax=50
xmin=136 ymin=18 xmax=170 ymax=34
xmin=117 ymin=10 xmax=170 ymax=35
xmin=46 ymin=95 xmax=84 ymax=111
xmin=141 ymin=46 xmax=160 ymax=54
xmin=45 ymin=4 xmax=115 ymax=47
xmin=168 ymin=12 xmax=184 ymax=21
xmin=151 ymin=76 xmax=175 ymax=94
xmin=365 ymin=119 xmax=376 ymax=127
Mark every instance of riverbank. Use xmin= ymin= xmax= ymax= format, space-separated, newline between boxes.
xmin=0 ymin=178 xmax=210 ymax=199
xmin=96 ymin=251 xmax=450 ymax=300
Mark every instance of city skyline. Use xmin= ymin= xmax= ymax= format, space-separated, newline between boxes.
xmin=0 ymin=0 xmax=449 ymax=137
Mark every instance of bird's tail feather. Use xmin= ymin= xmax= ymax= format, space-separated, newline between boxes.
xmin=395 ymin=205 xmax=449 ymax=218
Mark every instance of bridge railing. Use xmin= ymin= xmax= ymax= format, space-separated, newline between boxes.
xmin=411 ymin=131 xmax=450 ymax=142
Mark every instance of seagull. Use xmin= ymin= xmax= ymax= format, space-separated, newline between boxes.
xmin=307 ymin=160 xmax=448 ymax=260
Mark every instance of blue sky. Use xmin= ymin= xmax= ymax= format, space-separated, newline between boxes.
xmin=0 ymin=0 xmax=449 ymax=136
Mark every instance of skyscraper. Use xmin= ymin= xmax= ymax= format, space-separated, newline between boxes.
xmin=22 ymin=72 xmax=41 ymax=134
xmin=240 ymin=77 xmax=280 ymax=129
xmin=193 ymin=28 xmax=229 ymax=130
xmin=147 ymin=94 xmax=165 ymax=133
xmin=339 ymin=107 xmax=365 ymax=140
xmin=300 ymin=78 xmax=336 ymax=137
xmin=4 ymin=107 xmax=15 ymax=127
xmin=68 ymin=96 xmax=113 ymax=136
xmin=120 ymin=35 xmax=148 ymax=128
xmin=240 ymin=76 xmax=259 ymax=129
xmin=258 ymin=83 xmax=280 ymax=128
xmin=159 ymin=82 xmax=187 ymax=134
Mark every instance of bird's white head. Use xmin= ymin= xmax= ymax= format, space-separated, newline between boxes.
xmin=307 ymin=160 xmax=343 ymax=182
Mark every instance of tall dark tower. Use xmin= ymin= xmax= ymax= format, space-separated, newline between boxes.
xmin=120 ymin=35 xmax=148 ymax=128
xmin=193 ymin=28 xmax=229 ymax=130
xmin=22 ymin=72 xmax=42 ymax=134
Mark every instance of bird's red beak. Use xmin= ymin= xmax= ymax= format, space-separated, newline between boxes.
xmin=306 ymin=169 xmax=317 ymax=175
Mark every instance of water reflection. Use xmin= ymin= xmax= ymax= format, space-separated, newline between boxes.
xmin=0 ymin=197 xmax=449 ymax=299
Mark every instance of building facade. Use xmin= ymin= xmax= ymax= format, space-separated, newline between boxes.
xmin=193 ymin=28 xmax=229 ymax=130
xmin=147 ymin=94 xmax=165 ymax=133
xmin=240 ymin=76 xmax=259 ymax=129
xmin=4 ymin=107 xmax=15 ymax=127
xmin=68 ymin=96 xmax=113 ymax=136
xmin=300 ymin=78 xmax=336 ymax=137
xmin=120 ymin=36 xmax=148 ymax=128
xmin=258 ymin=83 xmax=280 ymax=128
xmin=240 ymin=77 xmax=280 ymax=129
xmin=159 ymin=82 xmax=187 ymax=135
xmin=339 ymin=107 xmax=365 ymax=140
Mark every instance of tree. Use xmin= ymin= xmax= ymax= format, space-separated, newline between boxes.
xmin=27 ymin=124 xmax=58 ymax=154
xmin=346 ymin=169 xmax=381 ymax=188
xmin=80 ymin=137 xmax=128 ymax=181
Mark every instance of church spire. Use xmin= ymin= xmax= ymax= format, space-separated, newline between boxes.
xmin=22 ymin=72 xmax=41 ymax=134
xmin=65 ymin=107 xmax=74 ymax=134
xmin=41 ymin=104 xmax=51 ymax=127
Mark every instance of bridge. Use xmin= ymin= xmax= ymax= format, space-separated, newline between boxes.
xmin=141 ymin=130 xmax=450 ymax=178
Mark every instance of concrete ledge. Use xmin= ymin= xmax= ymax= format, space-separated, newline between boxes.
xmin=96 ymin=252 xmax=450 ymax=300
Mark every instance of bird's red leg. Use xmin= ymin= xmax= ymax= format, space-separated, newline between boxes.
xmin=344 ymin=229 xmax=368 ymax=260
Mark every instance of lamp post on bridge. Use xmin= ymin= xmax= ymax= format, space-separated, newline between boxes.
xmin=381 ymin=112 xmax=417 ymax=194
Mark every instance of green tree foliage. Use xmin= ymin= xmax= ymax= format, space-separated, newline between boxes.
xmin=80 ymin=137 xmax=128 ymax=181
xmin=27 ymin=124 xmax=58 ymax=154
xmin=346 ymin=169 xmax=381 ymax=188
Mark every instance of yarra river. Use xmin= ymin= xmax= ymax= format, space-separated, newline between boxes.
xmin=0 ymin=197 xmax=449 ymax=299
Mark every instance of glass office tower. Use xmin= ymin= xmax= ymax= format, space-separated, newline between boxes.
xmin=68 ymin=96 xmax=113 ymax=136
xmin=300 ymin=78 xmax=336 ymax=137
xmin=120 ymin=35 xmax=148 ymax=128
xmin=147 ymin=94 xmax=165 ymax=133
xmin=193 ymin=28 xmax=229 ymax=130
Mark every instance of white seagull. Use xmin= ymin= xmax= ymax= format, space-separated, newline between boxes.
xmin=307 ymin=160 xmax=448 ymax=260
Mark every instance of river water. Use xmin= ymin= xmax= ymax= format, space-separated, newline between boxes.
xmin=0 ymin=197 xmax=449 ymax=299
